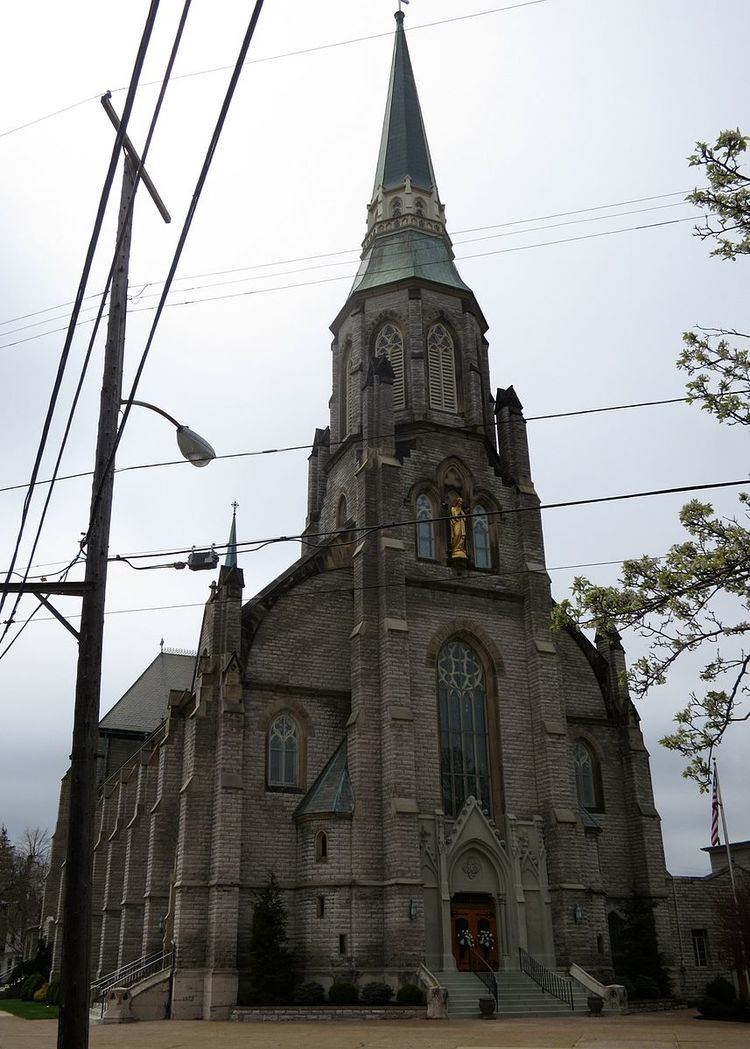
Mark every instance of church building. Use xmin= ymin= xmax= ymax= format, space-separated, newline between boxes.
xmin=42 ymin=11 xmax=721 ymax=1020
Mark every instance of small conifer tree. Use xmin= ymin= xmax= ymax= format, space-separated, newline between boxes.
xmin=246 ymin=873 xmax=295 ymax=1004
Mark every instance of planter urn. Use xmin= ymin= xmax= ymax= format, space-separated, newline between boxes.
xmin=478 ymin=995 xmax=496 ymax=1018
xmin=587 ymin=994 xmax=604 ymax=1015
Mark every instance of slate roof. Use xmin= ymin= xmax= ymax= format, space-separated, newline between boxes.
xmin=295 ymin=740 xmax=354 ymax=819
xmin=351 ymin=229 xmax=469 ymax=297
xmin=373 ymin=11 xmax=436 ymax=194
xmin=98 ymin=651 xmax=195 ymax=735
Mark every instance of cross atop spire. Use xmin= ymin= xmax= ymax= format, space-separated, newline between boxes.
xmin=224 ymin=503 xmax=238 ymax=568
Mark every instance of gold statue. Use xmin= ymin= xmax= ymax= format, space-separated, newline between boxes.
xmin=449 ymin=497 xmax=468 ymax=559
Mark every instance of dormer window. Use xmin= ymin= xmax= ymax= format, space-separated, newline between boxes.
xmin=391 ymin=197 xmax=403 ymax=218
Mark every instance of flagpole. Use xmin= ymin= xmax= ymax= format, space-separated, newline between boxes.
xmin=714 ymin=760 xmax=749 ymax=997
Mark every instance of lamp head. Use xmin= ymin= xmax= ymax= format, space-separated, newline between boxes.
xmin=176 ymin=425 xmax=216 ymax=467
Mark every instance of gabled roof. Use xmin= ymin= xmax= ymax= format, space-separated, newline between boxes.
xmin=295 ymin=740 xmax=354 ymax=819
xmin=98 ymin=650 xmax=195 ymax=735
xmin=373 ymin=11 xmax=436 ymax=194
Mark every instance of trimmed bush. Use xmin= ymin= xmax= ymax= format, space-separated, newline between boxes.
xmin=45 ymin=979 xmax=61 ymax=1006
xmin=396 ymin=982 xmax=425 ymax=1006
xmin=33 ymin=983 xmax=49 ymax=1003
xmin=293 ymin=982 xmax=325 ymax=1006
xmin=20 ymin=973 xmax=45 ymax=1001
xmin=328 ymin=980 xmax=359 ymax=1005
xmin=360 ymin=981 xmax=393 ymax=1005
xmin=633 ymin=975 xmax=661 ymax=1000
xmin=705 ymin=977 xmax=736 ymax=1005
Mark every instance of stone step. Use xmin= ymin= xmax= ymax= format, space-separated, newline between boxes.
xmin=435 ymin=968 xmax=586 ymax=1019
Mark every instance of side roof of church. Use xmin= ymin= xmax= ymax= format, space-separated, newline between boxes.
xmin=98 ymin=650 xmax=195 ymax=735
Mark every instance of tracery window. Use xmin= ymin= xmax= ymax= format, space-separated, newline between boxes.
xmin=415 ymin=493 xmax=436 ymax=559
xmin=414 ymin=197 xmax=425 ymax=218
xmin=391 ymin=196 xmax=402 ymax=217
xmin=427 ymin=324 xmax=457 ymax=412
xmin=438 ymin=640 xmax=491 ymax=816
xmin=573 ymin=740 xmax=602 ymax=811
xmin=375 ymin=323 xmax=405 ymax=409
xmin=268 ymin=713 xmax=299 ymax=788
xmin=472 ymin=504 xmax=491 ymax=569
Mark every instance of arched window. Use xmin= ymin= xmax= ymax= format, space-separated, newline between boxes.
xmin=315 ymin=830 xmax=328 ymax=863
xmin=414 ymin=197 xmax=425 ymax=218
xmin=340 ymin=343 xmax=354 ymax=436
xmin=268 ymin=714 xmax=299 ymax=788
xmin=375 ymin=323 xmax=405 ymax=409
xmin=391 ymin=196 xmax=402 ymax=217
xmin=472 ymin=504 xmax=491 ymax=569
xmin=573 ymin=740 xmax=603 ymax=811
xmin=427 ymin=324 xmax=457 ymax=412
xmin=437 ymin=640 xmax=491 ymax=816
xmin=336 ymin=494 xmax=348 ymax=529
xmin=415 ymin=493 xmax=436 ymax=559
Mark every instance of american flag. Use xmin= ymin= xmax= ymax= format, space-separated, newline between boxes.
xmin=710 ymin=765 xmax=720 ymax=847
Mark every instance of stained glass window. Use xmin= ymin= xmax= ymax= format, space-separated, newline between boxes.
xmin=438 ymin=640 xmax=491 ymax=816
xmin=375 ymin=323 xmax=405 ymax=409
xmin=472 ymin=504 xmax=491 ymax=569
xmin=416 ymin=493 xmax=436 ymax=559
xmin=268 ymin=713 xmax=299 ymax=787
xmin=573 ymin=740 xmax=600 ymax=810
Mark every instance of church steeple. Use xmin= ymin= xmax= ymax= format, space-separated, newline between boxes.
xmin=224 ymin=502 xmax=238 ymax=568
xmin=350 ymin=10 xmax=469 ymax=298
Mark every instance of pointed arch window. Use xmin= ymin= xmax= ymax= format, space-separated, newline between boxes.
xmin=340 ymin=343 xmax=354 ymax=436
xmin=472 ymin=504 xmax=491 ymax=569
xmin=415 ymin=493 xmax=436 ymax=560
xmin=375 ymin=323 xmax=405 ymax=409
xmin=414 ymin=197 xmax=425 ymax=218
xmin=391 ymin=196 xmax=402 ymax=217
xmin=268 ymin=714 xmax=299 ymax=788
xmin=573 ymin=740 xmax=603 ymax=812
xmin=438 ymin=640 xmax=491 ymax=816
xmin=427 ymin=324 xmax=457 ymax=413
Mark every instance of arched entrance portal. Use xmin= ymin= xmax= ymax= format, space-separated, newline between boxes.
xmin=451 ymin=893 xmax=499 ymax=971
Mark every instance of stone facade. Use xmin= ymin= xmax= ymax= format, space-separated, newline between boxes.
xmin=40 ymin=10 xmax=744 ymax=1019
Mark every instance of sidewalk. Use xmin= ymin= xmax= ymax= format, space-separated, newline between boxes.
xmin=1 ymin=1008 xmax=748 ymax=1049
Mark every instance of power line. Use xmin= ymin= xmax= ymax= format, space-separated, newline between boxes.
xmin=0 ymin=191 xmax=693 ymax=333
xmin=0 ymin=394 xmax=698 ymax=500
xmin=0 ymin=3 xmax=163 ymax=643
xmin=0 ymin=213 xmax=699 ymax=352
xmin=0 ymin=1 xmax=553 ymax=141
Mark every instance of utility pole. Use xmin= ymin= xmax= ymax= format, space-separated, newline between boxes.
xmin=57 ymin=106 xmax=170 ymax=1049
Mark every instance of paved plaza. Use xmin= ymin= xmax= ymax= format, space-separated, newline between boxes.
xmin=0 ymin=1010 xmax=748 ymax=1049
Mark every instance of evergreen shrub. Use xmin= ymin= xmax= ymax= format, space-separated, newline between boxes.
xmin=633 ymin=975 xmax=661 ymax=1000
xmin=293 ymin=982 xmax=325 ymax=1006
xmin=45 ymin=979 xmax=61 ymax=1006
xmin=33 ymin=982 xmax=49 ymax=1003
xmin=396 ymin=983 xmax=425 ymax=1005
xmin=242 ymin=874 xmax=295 ymax=1005
xmin=328 ymin=980 xmax=359 ymax=1005
xmin=20 ymin=973 xmax=45 ymax=1001
xmin=705 ymin=977 xmax=736 ymax=1005
xmin=360 ymin=981 xmax=393 ymax=1005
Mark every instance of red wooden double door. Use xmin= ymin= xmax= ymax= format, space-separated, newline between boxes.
xmin=451 ymin=896 xmax=499 ymax=971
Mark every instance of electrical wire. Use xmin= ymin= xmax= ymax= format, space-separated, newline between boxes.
xmin=0 ymin=0 xmax=162 ymax=642
xmin=0 ymin=213 xmax=700 ymax=352
xmin=0 ymin=1 xmax=553 ymax=141
xmin=0 ymin=394 xmax=705 ymax=501
xmin=82 ymin=0 xmax=268 ymax=560
xmin=0 ymin=2 xmax=195 ymax=651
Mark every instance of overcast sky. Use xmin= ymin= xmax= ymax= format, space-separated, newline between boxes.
xmin=0 ymin=0 xmax=748 ymax=876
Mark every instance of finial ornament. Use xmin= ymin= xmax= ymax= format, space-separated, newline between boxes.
xmin=397 ymin=0 xmax=409 ymax=14
xmin=231 ymin=500 xmax=239 ymax=515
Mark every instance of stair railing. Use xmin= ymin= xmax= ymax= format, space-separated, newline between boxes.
xmin=90 ymin=947 xmax=173 ymax=1016
xmin=518 ymin=946 xmax=574 ymax=1009
xmin=468 ymin=948 xmax=498 ymax=1009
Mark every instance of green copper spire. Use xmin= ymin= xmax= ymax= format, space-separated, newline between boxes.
xmin=373 ymin=10 xmax=436 ymax=195
xmin=224 ymin=502 xmax=238 ymax=568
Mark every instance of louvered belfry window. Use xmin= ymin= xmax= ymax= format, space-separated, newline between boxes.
xmin=375 ymin=323 xmax=405 ymax=409
xmin=427 ymin=323 xmax=457 ymax=412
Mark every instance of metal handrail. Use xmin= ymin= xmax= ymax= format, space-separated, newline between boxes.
xmin=90 ymin=949 xmax=173 ymax=1014
xmin=468 ymin=948 xmax=498 ymax=1008
xmin=518 ymin=946 xmax=574 ymax=1009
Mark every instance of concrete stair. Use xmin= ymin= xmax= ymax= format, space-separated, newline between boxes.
xmin=436 ymin=968 xmax=589 ymax=1019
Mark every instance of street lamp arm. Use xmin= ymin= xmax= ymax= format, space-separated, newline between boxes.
xmin=122 ymin=399 xmax=216 ymax=467
xmin=122 ymin=399 xmax=181 ymax=429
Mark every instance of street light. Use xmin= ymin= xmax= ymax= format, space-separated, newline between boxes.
xmin=126 ymin=400 xmax=216 ymax=467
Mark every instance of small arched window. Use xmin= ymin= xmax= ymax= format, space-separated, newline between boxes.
xmin=573 ymin=740 xmax=603 ymax=812
xmin=472 ymin=504 xmax=491 ymax=569
xmin=336 ymin=494 xmax=348 ymax=530
xmin=414 ymin=197 xmax=425 ymax=218
xmin=315 ymin=831 xmax=328 ymax=863
xmin=268 ymin=714 xmax=299 ymax=788
xmin=391 ymin=196 xmax=402 ymax=217
xmin=427 ymin=324 xmax=457 ymax=412
xmin=375 ymin=323 xmax=405 ymax=409
xmin=340 ymin=344 xmax=351 ymax=437
xmin=415 ymin=493 xmax=436 ymax=560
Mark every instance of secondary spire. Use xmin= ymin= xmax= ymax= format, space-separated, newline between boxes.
xmin=224 ymin=501 xmax=238 ymax=568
